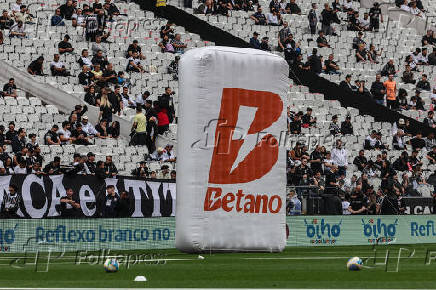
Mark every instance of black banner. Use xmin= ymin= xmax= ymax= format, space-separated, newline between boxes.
xmin=403 ymin=197 xmax=434 ymax=215
xmin=0 ymin=175 xmax=175 ymax=218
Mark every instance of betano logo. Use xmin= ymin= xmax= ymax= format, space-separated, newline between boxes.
xmin=204 ymin=88 xmax=283 ymax=214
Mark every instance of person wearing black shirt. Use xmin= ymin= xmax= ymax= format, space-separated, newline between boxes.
xmin=86 ymin=152 xmax=97 ymax=173
xmin=27 ymin=56 xmax=44 ymax=75
xmin=289 ymin=114 xmax=301 ymax=134
xmin=369 ymin=2 xmax=382 ymax=31
xmin=324 ymin=54 xmax=340 ymax=74
xmin=71 ymin=123 xmax=91 ymax=145
xmin=316 ymin=31 xmax=330 ymax=48
xmin=11 ymin=128 xmax=26 ymax=153
xmin=0 ymin=185 xmax=21 ymax=218
xmin=126 ymin=40 xmax=144 ymax=59
xmin=301 ymin=107 xmax=316 ymax=127
xmin=309 ymin=146 xmax=323 ymax=174
xmin=353 ymin=150 xmax=367 ymax=171
xmin=339 ymin=74 xmax=354 ymax=92
xmin=43 ymin=156 xmax=61 ymax=174
xmin=131 ymin=161 xmax=148 ymax=177
xmin=5 ymin=122 xmax=17 ymax=145
xmin=108 ymin=86 xmax=122 ymax=115
xmin=416 ymin=74 xmax=431 ymax=91
xmin=104 ymin=155 xmax=118 ymax=177
xmin=307 ymin=48 xmax=322 ymax=75
xmin=296 ymin=158 xmax=312 ymax=179
xmin=370 ymin=73 xmax=386 ymax=105
xmin=59 ymin=0 xmax=75 ymax=20
xmin=91 ymin=50 xmax=108 ymax=69
xmin=427 ymin=146 xmax=436 ymax=164
xmin=95 ymin=119 xmax=108 ymax=138
xmin=285 ymin=0 xmax=301 ymax=14
xmin=410 ymin=132 xmax=426 ymax=151
xmin=340 ymin=116 xmax=353 ymax=135
xmin=158 ymin=87 xmax=175 ymax=123
xmin=58 ymin=34 xmax=74 ymax=54
xmin=422 ymin=30 xmax=435 ymax=46
xmin=2 ymin=78 xmax=17 ymax=98
xmin=325 ymin=166 xmax=339 ymax=195
xmin=380 ymin=189 xmax=402 ymax=215
xmin=160 ymin=21 xmax=175 ymax=39
xmin=101 ymin=185 xmax=119 ymax=218
xmin=102 ymin=63 xmax=117 ymax=85
xmin=78 ymin=66 xmax=94 ymax=90
xmin=104 ymin=0 xmax=120 ymax=20
xmin=59 ymin=188 xmax=81 ymax=218
xmin=0 ymin=10 xmax=14 ymax=30
xmin=348 ymin=186 xmax=368 ymax=214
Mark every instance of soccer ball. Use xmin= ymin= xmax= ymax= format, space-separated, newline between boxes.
xmin=346 ymin=257 xmax=363 ymax=271
xmin=104 ymin=258 xmax=119 ymax=273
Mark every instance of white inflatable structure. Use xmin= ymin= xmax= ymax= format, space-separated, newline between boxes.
xmin=176 ymin=47 xmax=288 ymax=252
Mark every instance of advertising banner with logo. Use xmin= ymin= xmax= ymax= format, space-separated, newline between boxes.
xmin=0 ymin=174 xmax=175 ymax=218
xmin=177 ymin=47 xmax=289 ymax=252
xmin=286 ymin=215 xmax=436 ymax=246
xmin=0 ymin=218 xmax=175 ymax=253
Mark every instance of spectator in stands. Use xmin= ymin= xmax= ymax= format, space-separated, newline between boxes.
xmin=44 ymin=125 xmax=61 ymax=145
xmin=409 ymin=1 xmax=423 ymax=17
xmin=307 ymin=48 xmax=322 ymax=75
xmin=98 ymin=91 xmax=112 ymax=123
xmin=321 ymin=3 xmax=339 ymax=36
xmin=356 ymin=80 xmax=371 ymax=98
xmin=168 ymin=55 xmax=180 ymax=80
xmin=301 ymin=107 xmax=316 ymax=127
xmin=0 ymin=10 xmax=14 ymax=30
xmin=160 ymin=21 xmax=175 ymax=39
xmin=159 ymin=35 xmax=174 ymax=53
xmin=43 ymin=156 xmax=61 ymax=175
xmin=289 ymin=113 xmax=301 ymax=134
xmin=50 ymin=54 xmax=71 ymax=77
xmin=384 ymin=74 xmax=397 ymax=110
xmin=109 ymin=121 xmax=119 ymax=138
xmin=59 ymin=188 xmax=81 ymax=218
xmin=355 ymin=43 xmax=368 ymax=63
xmin=51 ymin=8 xmax=65 ymax=26
xmin=368 ymin=44 xmax=382 ymax=64
xmin=127 ymin=40 xmax=145 ymax=60
xmin=426 ymin=146 xmax=436 ymax=164
xmin=27 ymin=56 xmax=45 ymax=76
xmin=402 ymin=64 xmax=415 ymax=84
xmin=316 ymin=31 xmax=330 ymax=48
xmin=417 ymin=48 xmax=428 ymax=65
xmin=426 ymin=132 xmax=436 ymax=150
xmin=92 ymin=48 xmax=108 ymax=68
xmin=132 ymin=161 xmax=148 ymax=177
xmin=352 ymin=32 xmax=365 ymax=49
xmin=267 ymin=8 xmax=282 ymax=26
xmin=329 ymin=115 xmax=340 ymax=135
xmin=424 ymin=111 xmax=436 ymax=128
xmin=285 ymin=0 xmax=301 ymax=14
xmin=416 ymin=74 xmax=431 ymax=91
xmin=353 ymin=150 xmax=367 ymax=172
xmin=14 ymin=5 xmax=33 ymax=24
xmin=58 ymin=34 xmax=74 ymax=54
xmin=4 ymin=122 xmax=16 ymax=145
xmin=250 ymin=6 xmax=267 ymax=25
xmin=249 ymin=31 xmax=261 ymax=49
xmin=79 ymin=66 xmax=94 ymax=91
xmin=104 ymin=0 xmax=120 ymax=20
xmin=369 ymin=2 xmax=382 ymax=31
xmin=146 ymin=116 xmax=157 ymax=154
xmin=341 ymin=115 xmax=353 ymax=135
xmin=130 ymin=105 xmax=147 ymax=146
xmin=324 ymin=54 xmax=340 ymax=74
xmin=393 ymin=129 xmax=407 ymax=150
xmin=81 ymin=116 xmax=99 ymax=137
xmin=126 ymin=51 xmax=145 ymax=73
xmin=11 ymin=128 xmax=26 ymax=153
xmin=381 ymin=59 xmax=397 ymax=77
xmin=2 ymin=78 xmax=17 ymax=98
xmin=308 ymin=3 xmax=317 ymax=35
xmin=397 ymin=89 xmax=408 ymax=110
xmin=71 ymin=123 xmax=91 ymax=145
xmin=57 ymin=121 xmax=72 ymax=145
xmin=422 ymin=30 xmax=435 ymax=46
xmin=260 ymin=37 xmax=271 ymax=51
xmin=9 ymin=20 xmax=25 ymax=38
xmin=104 ymin=155 xmax=117 ymax=177
xmin=410 ymin=90 xmax=425 ymax=110
xmin=78 ymin=49 xmax=93 ymax=68
xmin=95 ymin=119 xmax=108 ymax=138
xmin=339 ymin=74 xmax=354 ymax=92
xmin=370 ymin=73 xmax=385 ymax=105
xmin=171 ymin=34 xmax=187 ymax=54
xmin=331 ymin=139 xmax=347 ymax=176
xmin=348 ymin=186 xmax=368 ymax=214
xmin=72 ymin=8 xmax=85 ymax=27
xmin=360 ymin=13 xmax=370 ymax=31
xmin=410 ymin=131 xmax=426 ymax=151
xmin=59 ymin=0 xmax=75 ymax=20
xmin=163 ymin=144 xmax=176 ymax=162
xmin=103 ymin=64 xmax=118 ymax=85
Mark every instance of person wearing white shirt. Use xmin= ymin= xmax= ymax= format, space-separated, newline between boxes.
xmin=57 ymin=121 xmax=72 ymax=145
xmin=81 ymin=116 xmax=98 ymax=137
xmin=162 ymin=144 xmax=176 ymax=162
xmin=267 ymin=11 xmax=279 ymax=26
xmin=400 ymin=0 xmax=410 ymax=13
xmin=11 ymin=0 xmax=22 ymax=14
xmin=331 ymin=140 xmax=348 ymax=176
xmin=14 ymin=163 xmax=27 ymax=174
xmin=343 ymin=0 xmax=353 ymax=10
xmin=342 ymin=199 xmax=351 ymax=214
xmin=360 ymin=13 xmax=370 ymax=30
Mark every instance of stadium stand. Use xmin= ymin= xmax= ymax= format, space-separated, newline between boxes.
xmin=0 ymin=0 xmax=435 ymax=214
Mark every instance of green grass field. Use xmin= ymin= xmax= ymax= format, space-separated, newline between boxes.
xmin=1 ymin=244 xmax=436 ymax=288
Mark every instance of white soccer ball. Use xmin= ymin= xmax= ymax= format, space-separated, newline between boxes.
xmin=104 ymin=258 xmax=119 ymax=273
xmin=346 ymin=257 xmax=363 ymax=271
